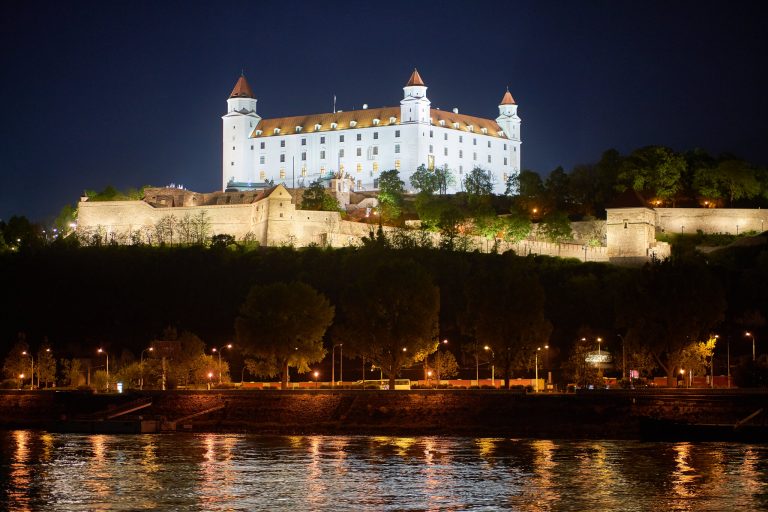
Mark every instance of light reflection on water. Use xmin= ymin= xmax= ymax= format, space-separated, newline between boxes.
xmin=0 ymin=432 xmax=767 ymax=511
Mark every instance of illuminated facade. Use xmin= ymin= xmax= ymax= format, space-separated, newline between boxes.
xmin=222 ymin=70 xmax=521 ymax=194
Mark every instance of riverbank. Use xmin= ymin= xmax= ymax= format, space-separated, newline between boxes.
xmin=1 ymin=389 xmax=766 ymax=439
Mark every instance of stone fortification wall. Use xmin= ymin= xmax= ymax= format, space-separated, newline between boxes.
xmin=655 ymin=208 xmax=768 ymax=235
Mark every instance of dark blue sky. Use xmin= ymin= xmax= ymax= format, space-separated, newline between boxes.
xmin=1 ymin=0 xmax=766 ymax=221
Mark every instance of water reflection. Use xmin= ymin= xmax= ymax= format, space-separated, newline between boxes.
xmin=1 ymin=432 xmax=767 ymax=511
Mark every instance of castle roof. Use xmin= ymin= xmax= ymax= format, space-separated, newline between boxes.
xmin=405 ymin=69 xmax=425 ymax=87
xmin=606 ymin=188 xmax=651 ymax=209
xmin=500 ymin=89 xmax=516 ymax=105
xmin=250 ymin=106 xmax=506 ymax=139
xmin=229 ymin=75 xmax=255 ymax=99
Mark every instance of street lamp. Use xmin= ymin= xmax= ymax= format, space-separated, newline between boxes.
xmin=331 ymin=343 xmax=343 ymax=387
xmin=21 ymin=351 xmax=34 ymax=390
xmin=484 ymin=345 xmax=495 ymax=387
xmin=313 ymin=370 xmax=320 ymax=389
xmin=18 ymin=373 xmax=24 ymax=390
xmin=211 ymin=344 xmax=233 ymax=384
xmin=97 ymin=348 xmax=109 ymax=391
xmin=207 ymin=372 xmax=213 ymax=390
xmin=745 ymin=332 xmax=757 ymax=362
xmin=435 ymin=339 xmax=448 ymax=383
xmin=140 ymin=346 xmax=154 ymax=390
xmin=535 ymin=346 xmax=549 ymax=393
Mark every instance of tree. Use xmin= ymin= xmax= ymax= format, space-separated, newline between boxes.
xmin=410 ymin=164 xmax=440 ymax=194
xmin=377 ymin=169 xmax=405 ymax=222
xmin=618 ymin=146 xmax=686 ymax=205
xmin=235 ymin=282 xmax=334 ymax=389
xmin=501 ymin=210 xmax=532 ymax=243
xmin=539 ymin=211 xmax=573 ymax=244
xmin=616 ymin=261 xmax=726 ymax=386
xmin=2 ymin=338 xmax=30 ymax=386
xmin=301 ymin=178 xmax=340 ymax=211
xmin=434 ymin=166 xmax=456 ymax=195
xmin=509 ymin=170 xmax=545 ymax=213
xmin=60 ymin=358 xmax=82 ymax=387
xmin=563 ymin=335 xmax=603 ymax=388
xmin=461 ymin=261 xmax=552 ymax=388
xmin=433 ymin=350 xmax=459 ymax=380
xmin=36 ymin=343 xmax=56 ymax=388
xmin=463 ymin=167 xmax=494 ymax=207
xmin=545 ymin=166 xmax=571 ymax=211
xmin=334 ymin=258 xmax=440 ymax=390
xmin=693 ymin=160 xmax=760 ymax=205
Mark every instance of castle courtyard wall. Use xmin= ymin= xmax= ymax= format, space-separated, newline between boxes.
xmin=655 ymin=208 xmax=768 ymax=235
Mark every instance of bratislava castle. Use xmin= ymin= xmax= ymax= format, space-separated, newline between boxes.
xmin=222 ymin=70 xmax=521 ymax=194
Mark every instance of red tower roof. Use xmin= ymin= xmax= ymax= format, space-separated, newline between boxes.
xmin=229 ymin=75 xmax=255 ymax=99
xmin=405 ymin=69 xmax=425 ymax=87
xmin=500 ymin=89 xmax=516 ymax=105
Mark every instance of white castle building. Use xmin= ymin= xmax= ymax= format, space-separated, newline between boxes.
xmin=222 ymin=70 xmax=521 ymax=194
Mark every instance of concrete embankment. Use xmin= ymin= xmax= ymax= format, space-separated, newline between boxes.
xmin=0 ymin=389 xmax=766 ymax=439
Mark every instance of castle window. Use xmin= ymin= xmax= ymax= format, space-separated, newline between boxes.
xmin=301 ymin=152 xmax=307 ymax=161
xmin=444 ymin=133 xmax=448 ymax=141
xmin=339 ymin=149 xmax=345 ymax=158
xmin=356 ymin=147 xmax=362 ymax=157
xmin=395 ymin=144 xmax=400 ymax=154
xmin=356 ymin=163 xmax=362 ymax=173
xmin=232 ymin=146 xmax=235 ymax=150
xmin=331 ymin=122 xmax=338 ymax=129
xmin=301 ymin=167 xmax=307 ymax=177
xmin=373 ymin=118 xmax=380 ymax=126
xmin=301 ymin=138 xmax=306 ymax=146
xmin=395 ymin=159 xmax=401 ymax=169
xmin=468 ymin=125 xmax=474 ymax=132
xmin=340 ymin=164 xmax=345 ymax=172
xmin=260 ymin=170 xmax=266 ymax=180
xmin=321 ymin=166 xmax=326 ymax=173
xmin=373 ymin=162 xmax=379 ymax=172
xmin=320 ymin=136 xmax=325 ymax=144
xmin=315 ymin=123 xmax=322 ymax=131
xmin=430 ymin=130 xmax=434 ymax=138
xmin=230 ymin=161 xmax=234 ymax=166
xmin=429 ymin=145 xmax=433 ymax=153
xmin=487 ymin=140 xmax=491 ymax=148
xmin=473 ymin=152 xmax=477 ymax=161
xmin=514 ymin=147 xmax=517 ymax=152
xmin=439 ymin=120 xmax=445 ymax=127
xmin=488 ymin=155 xmax=492 ymax=163
xmin=444 ymin=147 xmax=448 ymax=156
xmin=280 ymin=154 xmax=285 ymax=163
xmin=459 ymin=135 xmax=463 ymax=143
xmin=250 ymin=145 xmax=254 ymax=150
xmin=395 ymin=130 xmax=400 ymax=137
xmin=296 ymin=126 xmax=302 ymax=133
xmin=357 ymin=179 xmax=362 ymax=189
xmin=482 ymin=128 xmax=488 ymax=135
xmin=504 ymin=157 xmax=508 ymax=165
xmin=503 ymin=173 xmax=508 ymax=182
xmin=260 ymin=142 xmax=265 ymax=149
xmin=504 ymin=143 xmax=507 ymax=150
xmin=356 ymin=133 xmax=362 ymax=141
xmin=453 ymin=122 xmax=460 ymax=129
xmin=350 ymin=120 xmax=357 ymax=127
xmin=280 ymin=169 xmax=286 ymax=179
xmin=624 ymin=220 xmax=628 ymax=229
xmin=459 ymin=165 xmax=463 ymax=174
xmin=389 ymin=116 xmax=397 ymax=124
xmin=373 ymin=132 xmax=378 ymax=139
xmin=233 ymin=126 xmax=236 ymax=130
xmin=459 ymin=150 xmax=463 ymax=158
xmin=274 ymin=128 xmax=281 ymax=135
xmin=339 ymin=134 xmax=344 ymax=142
xmin=255 ymin=130 xmax=263 ymax=136
xmin=260 ymin=155 xmax=265 ymax=164
xmin=473 ymin=138 xmax=477 ymax=145
xmin=320 ymin=150 xmax=326 ymax=160
xmin=280 ymin=140 xmax=285 ymax=147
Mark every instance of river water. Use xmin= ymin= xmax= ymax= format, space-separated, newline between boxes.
xmin=1 ymin=431 xmax=767 ymax=511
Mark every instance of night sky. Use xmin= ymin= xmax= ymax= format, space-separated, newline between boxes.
xmin=1 ymin=0 xmax=766 ymax=222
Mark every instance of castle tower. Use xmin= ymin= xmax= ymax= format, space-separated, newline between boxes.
xmin=222 ymin=75 xmax=261 ymax=190
xmin=400 ymin=69 xmax=431 ymax=124
xmin=496 ymin=88 xmax=522 ymax=173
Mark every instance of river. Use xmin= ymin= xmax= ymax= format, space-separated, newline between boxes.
xmin=1 ymin=431 xmax=766 ymax=511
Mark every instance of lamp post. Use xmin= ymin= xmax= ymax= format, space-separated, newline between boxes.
xmin=211 ymin=344 xmax=233 ymax=384
xmin=140 ymin=347 xmax=154 ymax=390
xmin=207 ymin=372 xmax=213 ymax=390
xmin=484 ymin=345 xmax=494 ymax=387
xmin=18 ymin=373 xmax=24 ymax=390
xmin=534 ymin=346 xmax=549 ymax=392
xmin=97 ymin=348 xmax=109 ymax=391
xmin=617 ymin=334 xmax=626 ymax=381
xmin=313 ymin=370 xmax=319 ymax=389
xmin=331 ymin=344 xmax=343 ymax=387
xmin=21 ymin=351 xmax=34 ymax=389
xmin=745 ymin=331 xmax=756 ymax=362
xmin=711 ymin=334 xmax=719 ymax=389
xmin=434 ymin=339 xmax=448 ymax=384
